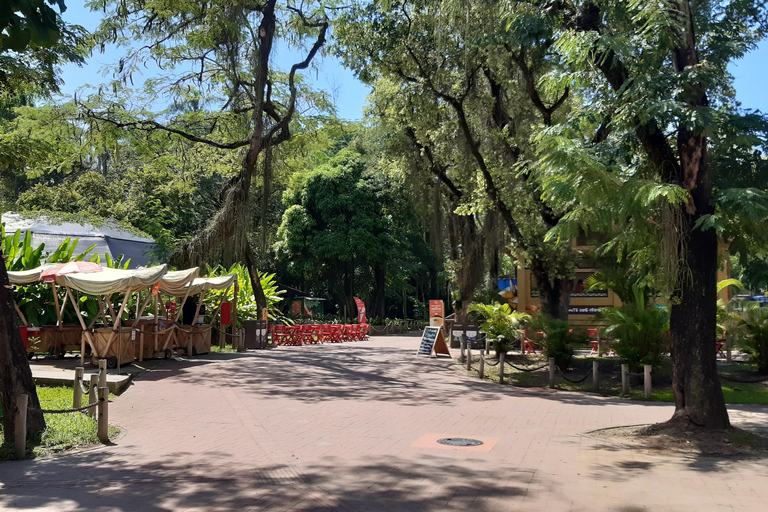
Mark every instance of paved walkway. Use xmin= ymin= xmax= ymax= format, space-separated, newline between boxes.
xmin=1 ymin=336 xmax=767 ymax=511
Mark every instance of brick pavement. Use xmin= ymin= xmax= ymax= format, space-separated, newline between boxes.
xmin=0 ymin=335 xmax=767 ymax=511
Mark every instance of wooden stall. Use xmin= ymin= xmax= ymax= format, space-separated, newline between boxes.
xmin=167 ymin=275 xmax=237 ymax=356
xmin=55 ymin=264 xmax=169 ymax=367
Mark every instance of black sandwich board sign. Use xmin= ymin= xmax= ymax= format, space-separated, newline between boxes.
xmin=417 ymin=326 xmax=451 ymax=357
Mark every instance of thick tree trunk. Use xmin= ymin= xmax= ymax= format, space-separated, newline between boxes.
xmin=373 ymin=264 xmax=386 ymax=319
xmin=0 ymin=252 xmax=45 ymax=448
xmin=244 ymin=243 xmax=268 ymax=311
xmin=531 ymin=258 xmax=570 ymax=321
xmin=668 ymin=222 xmax=729 ymax=428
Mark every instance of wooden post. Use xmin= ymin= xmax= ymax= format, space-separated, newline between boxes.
xmin=88 ymin=375 xmax=98 ymax=419
xmin=237 ymin=329 xmax=245 ymax=352
xmin=549 ymin=357 xmax=555 ymax=388
xmin=73 ymin=367 xmax=84 ymax=409
xmin=644 ymin=364 xmax=652 ymax=400
xmin=97 ymin=387 xmax=109 ymax=444
xmin=187 ymin=327 xmax=193 ymax=357
xmin=485 ymin=337 xmax=490 ymax=355
xmin=460 ymin=334 xmax=466 ymax=364
xmin=593 ymin=360 xmax=599 ymax=391
xmin=98 ymin=359 xmax=107 ymax=389
xmin=499 ymin=352 xmax=505 ymax=384
xmin=621 ymin=363 xmax=629 ymax=395
xmin=597 ymin=331 xmax=602 ymax=357
xmin=478 ymin=353 xmax=485 ymax=379
xmin=15 ymin=394 xmax=28 ymax=459
xmin=466 ymin=343 xmax=472 ymax=371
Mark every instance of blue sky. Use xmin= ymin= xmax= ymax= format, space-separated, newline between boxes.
xmin=57 ymin=2 xmax=767 ymax=119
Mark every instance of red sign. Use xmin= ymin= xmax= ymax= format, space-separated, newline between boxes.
xmin=221 ymin=302 xmax=232 ymax=325
xmin=354 ymin=297 xmax=366 ymax=324
xmin=429 ymin=300 xmax=444 ymax=319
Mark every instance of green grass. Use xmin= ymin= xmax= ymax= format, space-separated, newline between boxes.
xmin=0 ymin=386 xmax=120 ymax=460
xmin=209 ymin=344 xmax=237 ymax=353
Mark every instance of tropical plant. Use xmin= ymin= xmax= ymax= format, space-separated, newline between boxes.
xmin=539 ymin=317 xmax=580 ymax=372
xmin=203 ymin=263 xmax=286 ymax=328
xmin=735 ymin=307 xmax=768 ymax=374
xmin=468 ymin=303 xmax=530 ymax=356
xmin=598 ymin=287 xmax=670 ymax=372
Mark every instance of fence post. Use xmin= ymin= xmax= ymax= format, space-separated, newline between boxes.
xmin=597 ymin=332 xmax=602 ymax=357
xmin=460 ymin=334 xmax=466 ymax=364
xmin=73 ymin=367 xmax=84 ymax=409
xmin=478 ymin=354 xmax=485 ymax=379
xmin=486 ymin=337 xmax=490 ymax=355
xmin=644 ymin=364 xmax=652 ymax=400
xmin=593 ymin=360 xmax=599 ymax=391
xmin=621 ymin=363 xmax=630 ymax=395
xmin=98 ymin=359 xmax=107 ymax=389
xmin=97 ymin=387 xmax=109 ymax=444
xmin=237 ymin=329 xmax=245 ymax=352
xmin=88 ymin=375 xmax=98 ymax=419
xmin=499 ymin=352 xmax=505 ymax=384
xmin=466 ymin=343 xmax=472 ymax=371
xmin=14 ymin=394 xmax=28 ymax=459
xmin=549 ymin=358 xmax=555 ymax=388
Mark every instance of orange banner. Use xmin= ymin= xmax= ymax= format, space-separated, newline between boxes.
xmin=354 ymin=297 xmax=366 ymax=324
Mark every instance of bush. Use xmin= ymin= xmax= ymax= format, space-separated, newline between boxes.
xmin=598 ymin=287 xmax=669 ymax=372
xmin=468 ymin=303 xmax=530 ymax=356
xmin=540 ymin=318 xmax=580 ymax=371
xmin=737 ymin=307 xmax=768 ymax=374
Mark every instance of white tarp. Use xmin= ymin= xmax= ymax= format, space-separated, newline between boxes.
xmin=184 ymin=275 xmax=237 ymax=296
xmin=7 ymin=264 xmax=56 ymax=285
xmin=158 ymin=267 xmax=200 ymax=296
xmin=2 ymin=212 xmax=158 ymax=268
xmin=56 ymin=264 xmax=168 ymax=295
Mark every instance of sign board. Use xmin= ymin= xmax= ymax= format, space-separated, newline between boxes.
xmin=354 ymin=296 xmax=366 ymax=323
xmin=417 ymin=326 xmax=451 ymax=357
xmin=567 ymin=306 xmax=603 ymax=315
xmin=429 ymin=300 xmax=444 ymax=320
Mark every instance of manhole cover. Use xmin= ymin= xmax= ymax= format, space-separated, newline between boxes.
xmin=436 ymin=437 xmax=483 ymax=447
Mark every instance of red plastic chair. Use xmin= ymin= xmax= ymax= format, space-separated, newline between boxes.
xmin=360 ymin=323 xmax=370 ymax=340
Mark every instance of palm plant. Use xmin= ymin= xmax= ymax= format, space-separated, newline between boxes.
xmin=597 ymin=285 xmax=669 ymax=372
xmin=735 ymin=307 xmax=768 ymax=374
xmin=468 ymin=303 xmax=530 ymax=356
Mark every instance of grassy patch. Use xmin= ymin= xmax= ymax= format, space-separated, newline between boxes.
xmin=461 ymin=353 xmax=768 ymax=405
xmin=0 ymin=386 xmax=119 ymax=460
xmin=209 ymin=344 xmax=237 ymax=353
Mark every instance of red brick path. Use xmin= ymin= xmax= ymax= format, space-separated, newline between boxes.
xmin=0 ymin=336 xmax=766 ymax=511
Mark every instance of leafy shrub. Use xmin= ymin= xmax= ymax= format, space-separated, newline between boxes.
xmin=736 ymin=307 xmax=768 ymax=374
xmin=540 ymin=317 xmax=579 ymax=371
xmin=203 ymin=263 xmax=286 ymax=327
xmin=598 ymin=286 xmax=669 ymax=372
xmin=468 ymin=303 xmax=530 ymax=356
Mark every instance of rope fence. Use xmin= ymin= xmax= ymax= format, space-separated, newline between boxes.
xmin=554 ymin=365 xmax=594 ymax=384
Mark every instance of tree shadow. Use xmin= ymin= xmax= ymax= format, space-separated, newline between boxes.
xmin=0 ymin=450 xmax=538 ymax=511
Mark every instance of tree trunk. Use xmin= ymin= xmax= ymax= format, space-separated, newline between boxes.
xmin=0 ymin=251 xmax=45 ymax=448
xmin=373 ymin=264 xmax=386 ymax=319
xmin=668 ymin=222 xmax=729 ymax=428
xmin=244 ymin=242 xmax=267 ymax=311
xmin=531 ymin=263 xmax=570 ymax=321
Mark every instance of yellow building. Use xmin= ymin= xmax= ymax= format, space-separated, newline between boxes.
xmin=514 ymin=240 xmax=732 ymax=328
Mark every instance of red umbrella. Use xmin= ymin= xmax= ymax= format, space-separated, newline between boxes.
xmin=41 ymin=261 xmax=103 ymax=283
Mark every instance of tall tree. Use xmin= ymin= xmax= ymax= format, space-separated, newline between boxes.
xmin=537 ymin=0 xmax=768 ymax=428
xmin=334 ymin=0 xmax=577 ymax=320
xmin=0 ymin=0 xmax=87 ymax=452
xmin=83 ymin=0 xmax=330 ymax=309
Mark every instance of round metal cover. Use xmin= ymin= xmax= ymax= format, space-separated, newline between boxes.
xmin=436 ymin=437 xmax=483 ymax=447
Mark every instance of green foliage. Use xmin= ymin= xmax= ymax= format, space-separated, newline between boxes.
xmin=203 ymin=263 xmax=286 ymax=327
xmin=598 ymin=287 xmax=670 ymax=372
xmin=531 ymin=316 xmax=579 ymax=372
xmin=468 ymin=302 xmax=530 ymax=355
xmin=736 ymin=308 xmax=768 ymax=374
